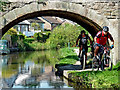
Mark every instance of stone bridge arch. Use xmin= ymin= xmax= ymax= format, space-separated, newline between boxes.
xmin=1 ymin=10 xmax=102 ymax=37
xmin=1 ymin=1 xmax=111 ymax=36
xmin=0 ymin=0 xmax=119 ymax=64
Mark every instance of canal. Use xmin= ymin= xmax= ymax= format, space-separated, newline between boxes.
xmin=1 ymin=50 xmax=73 ymax=89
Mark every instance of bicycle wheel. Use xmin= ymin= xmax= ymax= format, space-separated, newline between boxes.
xmin=92 ymin=57 xmax=96 ymax=71
xmin=101 ymin=59 xmax=104 ymax=71
xmin=107 ymin=57 xmax=113 ymax=71
xmin=97 ymin=59 xmax=99 ymax=71
xmin=83 ymin=54 xmax=86 ymax=70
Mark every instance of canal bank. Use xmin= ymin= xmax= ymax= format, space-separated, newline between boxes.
xmin=56 ymin=48 xmax=93 ymax=77
xmin=56 ymin=48 xmax=120 ymax=88
xmin=55 ymin=48 xmax=93 ymax=88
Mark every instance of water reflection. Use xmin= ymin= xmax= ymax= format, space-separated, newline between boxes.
xmin=2 ymin=50 xmax=72 ymax=88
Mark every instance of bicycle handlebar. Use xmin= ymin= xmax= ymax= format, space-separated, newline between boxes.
xmin=103 ymin=46 xmax=113 ymax=50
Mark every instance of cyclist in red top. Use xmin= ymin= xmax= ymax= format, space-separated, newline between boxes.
xmin=94 ymin=26 xmax=114 ymax=58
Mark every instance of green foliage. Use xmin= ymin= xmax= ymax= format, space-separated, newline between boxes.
xmin=31 ymin=23 xmax=40 ymax=30
xmin=28 ymin=41 xmax=46 ymax=51
xmin=0 ymin=1 xmax=7 ymax=12
xmin=24 ymin=38 xmax=35 ymax=43
xmin=18 ymin=34 xmax=25 ymax=40
xmin=11 ymin=34 xmax=18 ymax=45
xmin=2 ymin=28 xmax=17 ymax=36
xmin=2 ymin=28 xmax=18 ymax=45
xmin=34 ymin=31 xmax=51 ymax=42
xmin=17 ymin=40 xmax=48 ymax=51
xmin=17 ymin=40 xmax=26 ymax=51
xmin=46 ymin=24 xmax=86 ymax=49
xmin=34 ymin=33 xmax=40 ymax=42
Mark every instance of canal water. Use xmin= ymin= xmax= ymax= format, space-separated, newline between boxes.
xmin=1 ymin=50 xmax=73 ymax=89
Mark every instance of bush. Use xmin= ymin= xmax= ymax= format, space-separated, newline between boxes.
xmin=18 ymin=34 xmax=25 ymax=40
xmin=46 ymin=24 xmax=85 ymax=49
xmin=2 ymin=28 xmax=18 ymax=46
xmin=34 ymin=31 xmax=51 ymax=42
xmin=34 ymin=33 xmax=41 ymax=42
xmin=24 ymin=38 xmax=35 ymax=43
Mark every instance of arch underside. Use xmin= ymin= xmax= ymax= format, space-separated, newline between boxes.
xmin=2 ymin=10 xmax=102 ymax=37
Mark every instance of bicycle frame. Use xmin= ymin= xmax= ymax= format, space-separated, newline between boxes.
xmin=79 ymin=47 xmax=86 ymax=70
xmin=92 ymin=45 xmax=113 ymax=71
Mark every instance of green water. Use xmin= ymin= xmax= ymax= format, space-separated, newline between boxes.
xmin=1 ymin=50 xmax=73 ymax=88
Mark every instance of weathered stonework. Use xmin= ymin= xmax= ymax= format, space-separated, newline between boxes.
xmin=0 ymin=0 xmax=119 ymax=64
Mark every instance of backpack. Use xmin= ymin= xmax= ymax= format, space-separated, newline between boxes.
xmin=98 ymin=31 xmax=109 ymax=38
xmin=97 ymin=31 xmax=109 ymax=45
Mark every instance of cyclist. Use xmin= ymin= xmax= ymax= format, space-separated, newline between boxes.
xmin=94 ymin=26 xmax=114 ymax=60
xmin=76 ymin=30 xmax=93 ymax=65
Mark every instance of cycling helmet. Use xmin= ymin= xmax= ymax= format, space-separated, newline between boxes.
xmin=103 ymin=26 xmax=109 ymax=32
xmin=81 ymin=30 xmax=85 ymax=34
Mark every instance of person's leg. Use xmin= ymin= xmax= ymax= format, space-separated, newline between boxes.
xmin=85 ymin=46 xmax=88 ymax=65
xmin=85 ymin=52 xmax=87 ymax=65
xmin=79 ymin=45 xmax=83 ymax=66
xmin=79 ymin=45 xmax=82 ymax=57
xmin=94 ymin=46 xmax=100 ymax=57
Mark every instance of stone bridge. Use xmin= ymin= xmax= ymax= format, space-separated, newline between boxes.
xmin=0 ymin=0 xmax=119 ymax=64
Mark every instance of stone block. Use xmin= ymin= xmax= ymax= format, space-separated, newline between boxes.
xmin=104 ymin=12 xmax=111 ymax=16
xmin=13 ymin=8 xmax=24 ymax=18
xmin=20 ymin=4 xmax=32 ymax=14
xmin=67 ymin=3 xmax=86 ymax=16
xmin=0 ymin=17 xmax=4 ymax=26
xmin=111 ymin=11 xmax=118 ymax=16
xmin=3 ymin=10 xmax=17 ymax=25
xmin=47 ymin=2 xmax=68 ymax=11
xmin=13 ymin=2 xmax=39 ymax=19
xmin=28 ymin=3 xmax=39 ymax=12
xmin=37 ymin=4 xmax=44 ymax=11
xmin=109 ymin=2 xmax=115 ymax=6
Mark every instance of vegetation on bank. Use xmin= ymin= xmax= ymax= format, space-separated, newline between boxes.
xmin=55 ymin=47 xmax=119 ymax=88
xmin=68 ymin=62 xmax=120 ymax=88
xmin=2 ymin=28 xmax=18 ymax=46
xmin=46 ymin=24 xmax=83 ymax=49
xmin=2 ymin=24 xmax=92 ymax=51
xmin=57 ymin=47 xmax=79 ymax=65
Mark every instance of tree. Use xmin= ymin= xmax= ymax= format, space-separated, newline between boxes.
xmin=2 ymin=28 xmax=18 ymax=46
xmin=46 ymin=24 xmax=85 ymax=49
xmin=31 ymin=23 xmax=40 ymax=31
xmin=0 ymin=1 xmax=7 ymax=12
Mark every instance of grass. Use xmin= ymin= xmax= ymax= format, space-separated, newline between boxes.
xmin=57 ymin=47 xmax=79 ymax=65
xmin=68 ymin=61 xmax=120 ymax=88
xmin=57 ymin=47 xmax=92 ymax=65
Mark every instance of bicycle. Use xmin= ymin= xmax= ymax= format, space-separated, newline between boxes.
xmin=79 ymin=46 xmax=86 ymax=70
xmin=101 ymin=46 xmax=113 ymax=71
xmin=78 ymin=45 xmax=92 ymax=70
xmin=92 ymin=45 xmax=113 ymax=71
